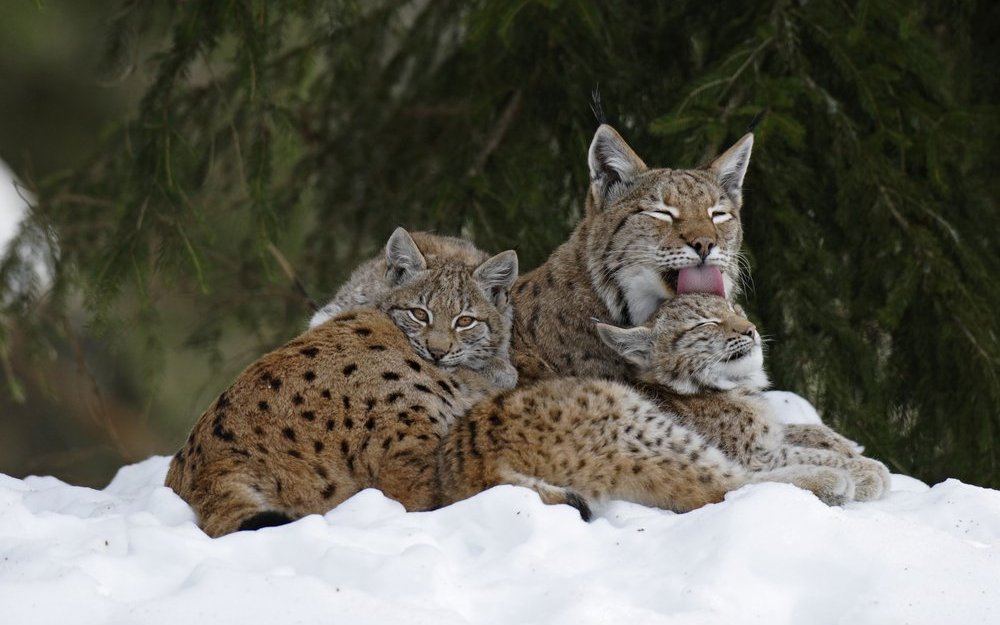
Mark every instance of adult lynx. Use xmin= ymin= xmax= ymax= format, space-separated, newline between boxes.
xmin=511 ymin=124 xmax=754 ymax=382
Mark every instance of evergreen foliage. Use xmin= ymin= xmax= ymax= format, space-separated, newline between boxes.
xmin=2 ymin=0 xmax=998 ymax=486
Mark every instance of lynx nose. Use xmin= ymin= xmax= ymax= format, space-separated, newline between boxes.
xmin=427 ymin=345 xmax=450 ymax=362
xmin=689 ymin=237 xmax=716 ymax=260
xmin=741 ymin=324 xmax=757 ymax=338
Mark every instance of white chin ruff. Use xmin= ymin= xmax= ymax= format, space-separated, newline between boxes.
xmin=719 ymin=348 xmax=769 ymax=391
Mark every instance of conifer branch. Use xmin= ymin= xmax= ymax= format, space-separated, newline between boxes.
xmin=266 ymin=242 xmax=319 ymax=312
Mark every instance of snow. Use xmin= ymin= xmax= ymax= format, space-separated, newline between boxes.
xmin=0 ymin=158 xmax=49 ymax=292
xmin=2 ymin=454 xmax=999 ymax=625
xmin=762 ymin=390 xmax=824 ymax=425
xmin=0 ymin=160 xmax=28 ymax=256
xmin=764 ymin=390 xmax=865 ymax=453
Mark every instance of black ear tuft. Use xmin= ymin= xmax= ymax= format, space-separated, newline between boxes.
xmin=590 ymin=87 xmax=607 ymax=125
xmin=708 ymin=133 xmax=754 ymax=202
xmin=746 ymin=110 xmax=767 ymax=134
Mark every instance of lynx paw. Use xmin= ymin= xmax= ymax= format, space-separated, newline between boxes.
xmin=802 ymin=466 xmax=855 ymax=506
xmin=846 ymin=457 xmax=891 ymax=501
xmin=749 ymin=465 xmax=855 ymax=506
xmin=484 ymin=360 xmax=519 ymax=390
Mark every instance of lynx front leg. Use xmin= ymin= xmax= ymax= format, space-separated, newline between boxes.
xmin=782 ymin=423 xmax=862 ymax=456
xmin=777 ymin=446 xmax=890 ymax=501
xmin=749 ymin=465 xmax=856 ymax=506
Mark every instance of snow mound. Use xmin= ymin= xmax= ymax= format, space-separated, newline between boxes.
xmin=762 ymin=390 xmax=824 ymax=425
xmin=2 ymin=457 xmax=999 ymax=625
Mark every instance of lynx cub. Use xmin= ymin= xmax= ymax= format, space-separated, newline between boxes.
xmin=440 ymin=301 xmax=866 ymax=517
xmin=440 ymin=380 xmax=855 ymax=519
xmin=596 ymin=294 xmax=891 ymax=501
xmin=311 ymin=230 xmax=518 ymax=389
xmin=510 ymin=124 xmax=755 ymax=382
xmin=165 ymin=230 xmax=518 ymax=536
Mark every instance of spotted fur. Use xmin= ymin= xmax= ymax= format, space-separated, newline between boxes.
xmin=596 ymin=294 xmax=891 ymax=501
xmin=165 ymin=239 xmax=519 ymax=537
xmin=312 ymin=228 xmax=518 ymax=389
xmin=440 ymin=378 xmax=855 ymax=517
xmin=511 ymin=124 xmax=754 ymax=382
xmin=310 ymin=231 xmax=490 ymax=326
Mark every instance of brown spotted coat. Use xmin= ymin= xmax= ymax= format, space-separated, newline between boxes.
xmin=165 ymin=309 xmax=491 ymax=537
xmin=440 ymin=377 xmax=856 ymax=517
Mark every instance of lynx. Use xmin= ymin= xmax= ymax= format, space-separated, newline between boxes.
xmin=440 ymin=381 xmax=855 ymax=520
xmin=441 ymin=301 xmax=866 ymax=516
xmin=310 ymin=229 xmax=518 ymax=389
xmin=310 ymin=231 xmax=489 ymax=326
xmin=165 ymin=230 xmax=518 ymax=536
xmin=595 ymin=293 xmax=891 ymax=501
xmin=509 ymin=124 xmax=755 ymax=382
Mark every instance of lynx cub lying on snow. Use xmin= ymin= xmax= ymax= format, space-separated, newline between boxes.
xmin=596 ymin=294 xmax=891 ymax=501
xmin=440 ymin=296 xmax=873 ymax=518
xmin=165 ymin=229 xmax=518 ymax=536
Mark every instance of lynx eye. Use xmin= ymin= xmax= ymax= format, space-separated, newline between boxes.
xmin=711 ymin=211 xmax=732 ymax=224
xmin=642 ymin=210 xmax=674 ymax=223
xmin=691 ymin=319 xmax=721 ymax=330
xmin=408 ymin=308 xmax=430 ymax=323
xmin=454 ymin=315 xmax=477 ymax=330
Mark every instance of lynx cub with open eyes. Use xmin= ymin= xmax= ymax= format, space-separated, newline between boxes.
xmin=596 ymin=294 xmax=891 ymax=501
xmin=311 ymin=231 xmax=518 ymax=390
xmin=165 ymin=229 xmax=518 ymax=537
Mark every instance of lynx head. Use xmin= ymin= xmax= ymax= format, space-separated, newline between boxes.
xmin=380 ymin=228 xmax=518 ymax=372
xmin=585 ymin=124 xmax=753 ymax=325
xmin=596 ymin=293 xmax=768 ymax=394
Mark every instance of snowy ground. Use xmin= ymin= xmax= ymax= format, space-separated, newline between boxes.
xmin=1 ymin=454 xmax=998 ymax=625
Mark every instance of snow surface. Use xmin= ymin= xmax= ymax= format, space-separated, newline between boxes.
xmin=2 ymin=454 xmax=999 ymax=625
xmin=762 ymin=390 xmax=824 ymax=425
xmin=0 ymin=160 xmax=28 ymax=256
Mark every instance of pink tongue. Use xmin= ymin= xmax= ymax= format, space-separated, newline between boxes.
xmin=676 ymin=265 xmax=726 ymax=297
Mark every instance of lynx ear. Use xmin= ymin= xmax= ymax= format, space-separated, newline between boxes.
xmin=473 ymin=250 xmax=519 ymax=306
xmin=385 ymin=227 xmax=427 ymax=286
xmin=595 ymin=322 xmax=654 ymax=368
xmin=588 ymin=124 xmax=648 ymax=210
xmin=709 ymin=133 xmax=753 ymax=202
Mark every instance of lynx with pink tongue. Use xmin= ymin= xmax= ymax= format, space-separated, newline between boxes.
xmin=676 ymin=265 xmax=726 ymax=297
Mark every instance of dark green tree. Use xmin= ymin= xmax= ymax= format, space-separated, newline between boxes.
xmin=2 ymin=0 xmax=998 ymax=487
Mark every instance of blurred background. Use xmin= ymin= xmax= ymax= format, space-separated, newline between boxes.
xmin=1 ymin=0 xmax=997 ymax=488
